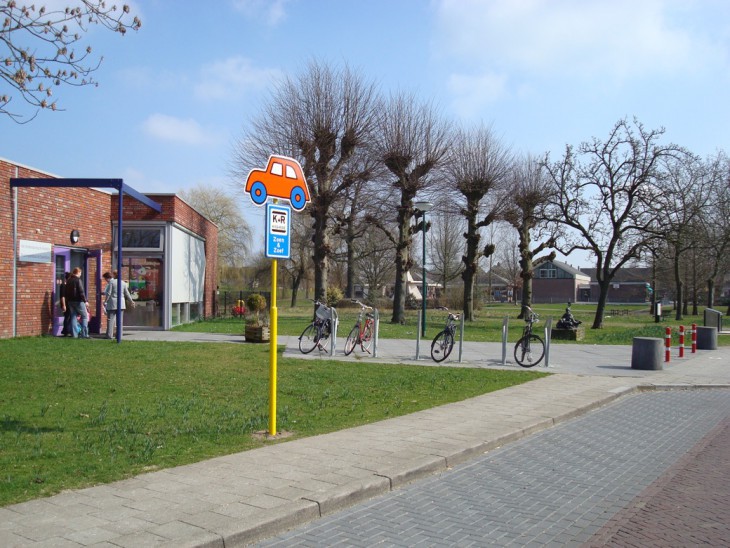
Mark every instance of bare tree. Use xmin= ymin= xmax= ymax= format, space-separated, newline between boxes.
xmin=1 ymin=1 xmax=141 ymax=122
xmin=444 ymin=124 xmax=512 ymax=320
xmin=357 ymin=225 xmax=396 ymax=302
xmin=493 ymin=225 xmax=522 ymax=302
xmin=653 ymin=153 xmax=712 ymax=321
xmin=503 ymin=154 xmax=556 ymax=318
xmin=179 ymin=184 xmax=252 ymax=288
xmin=282 ymin=213 xmax=313 ymax=307
xmin=232 ymin=60 xmax=378 ymax=302
xmin=368 ymin=92 xmax=452 ymax=323
xmin=428 ymin=204 xmax=464 ymax=296
xmin=331 ymin=158 xmax=387 ymax=298
xmin=544 ymin=118 xmax=684 ymax=329
xmin=697 ymin=151 xmax=730 ymax=309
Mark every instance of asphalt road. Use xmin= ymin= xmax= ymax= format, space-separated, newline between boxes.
xmin=258 ymin=389 xmax=730 ymax=547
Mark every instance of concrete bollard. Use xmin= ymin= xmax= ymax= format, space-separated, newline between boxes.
xmin=631 ymin=337 xmax=664 ymax=370
xmin=695 ymin=326 xmax=718 ymax=350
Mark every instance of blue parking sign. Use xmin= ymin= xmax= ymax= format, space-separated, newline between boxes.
xmin=265 ymin=203 xmax=291 ymax=259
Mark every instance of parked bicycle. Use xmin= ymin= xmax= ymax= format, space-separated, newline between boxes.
xmin=514 ymin=306 xmax=545 ymax=367
xmin=431 ymin=307 xmax=460 ymax=362
xmin=298 ymin=300 xmax=332 ymax=354
xmin=344 ymin=300 xmax=375 ymax=356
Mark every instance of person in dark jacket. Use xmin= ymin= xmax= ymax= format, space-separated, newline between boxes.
xmin=64 ymin=267 xmax=89 ymax=338
xmin=60 ymin=271 xmax=73 ymax=336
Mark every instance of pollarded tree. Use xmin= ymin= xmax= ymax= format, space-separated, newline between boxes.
xmin=444 ymin=124 xmax=512 ymax=321
xmin=1 ymin=1 xmax=141 ymax=122
xmin=369 ymin=92 xmax=452 ymax=324
xmin=544 ymin=118 xmax=685 ymax=329
xmin=503 ymin=154 xmax=556 ymax=319
xmin=232 ymin=60 xmax=379 ymax=303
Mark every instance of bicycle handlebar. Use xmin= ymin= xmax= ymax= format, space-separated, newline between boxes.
xmin=351 ymin=299 xmax=373 ymax=310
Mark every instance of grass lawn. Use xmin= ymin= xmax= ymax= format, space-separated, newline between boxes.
xmin=0 ymin=337 xmax=545 ymax=507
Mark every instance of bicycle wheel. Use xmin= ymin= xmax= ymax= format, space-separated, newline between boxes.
xmin=514 ymin=334 xmax=545 ymax=367
xmin=298 ymin=324 xmax=319 ymax=354
xmin=430 ymin=330 xmax=454 ymax=362
xmin=361 ymin=321 xmax=374 ymax=353
xmin=344 ymin=325 xmax=359 ymax=356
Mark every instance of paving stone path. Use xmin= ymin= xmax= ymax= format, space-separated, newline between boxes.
xmin=258 ymin=390 xmax=730 ymax=547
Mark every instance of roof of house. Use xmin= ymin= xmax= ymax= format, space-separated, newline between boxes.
xmin=535 ymin=258 xmax=591 ymax=280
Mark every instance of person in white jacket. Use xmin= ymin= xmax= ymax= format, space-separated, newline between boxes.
xmin=103 ymin=271 xmax=135 ymax=339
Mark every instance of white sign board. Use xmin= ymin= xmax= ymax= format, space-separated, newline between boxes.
xmin=18 ymin=240 xmax=52 ymax=263
xmin=265 ymin=203 xmax=291 ymax=259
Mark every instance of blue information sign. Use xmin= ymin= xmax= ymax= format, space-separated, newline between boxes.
xmin=265 ymin=203 xmax=291 ymax=259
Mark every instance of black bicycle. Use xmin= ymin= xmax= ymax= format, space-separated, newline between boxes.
xmin=431 ymin=307 xmax=460 ymax=363
xmin=514 ymin=307 xmax=545 ymax=367
xmin=298 ymin=300 xmax=332 ymax=354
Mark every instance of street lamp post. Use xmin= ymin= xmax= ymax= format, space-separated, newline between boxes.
xmin=414 ymin=201 xmax=433 ymax=337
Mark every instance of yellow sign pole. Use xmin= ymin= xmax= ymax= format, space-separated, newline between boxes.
xmin=269 ymin=258 xmax=278 ymax=436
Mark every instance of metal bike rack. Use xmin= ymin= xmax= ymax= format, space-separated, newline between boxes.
xmin=501 ymin=316 xmax=509 ymax=365
xmin=329 ymin=308 xmax=339 ymax=356
xmin=372 ymin=308 xmax=380 ymax=358
xmin=543 ymin=317 xmax=553 ymax=367
xmin=458 ymin=313 xmax=465 ymax=363
xmin=415 ymin=313 xmax=422 ymax=360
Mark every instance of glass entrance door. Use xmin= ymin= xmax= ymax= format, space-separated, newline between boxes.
xmin=121 ymin=256 xmax=164 ymax=328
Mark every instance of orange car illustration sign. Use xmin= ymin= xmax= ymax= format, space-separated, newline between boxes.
xmin=245 ymin=155 xmax=311 ymax=211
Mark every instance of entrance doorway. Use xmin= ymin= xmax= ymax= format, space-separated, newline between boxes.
xmin=52 ymin=248 xmax=103 ymax=336
xmin=120 ymin=256 xmax=164 ymax=328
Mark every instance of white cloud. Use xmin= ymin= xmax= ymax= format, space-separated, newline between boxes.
xmin=231 ymin=0 xmax=290 ymax=25
xmin=433 ymin=0 xmax=726 ymax=96
xmin=194 ymin=57 xmax=283 ymax=101
xmin=142 ymin=114 xmax=223 ymax=146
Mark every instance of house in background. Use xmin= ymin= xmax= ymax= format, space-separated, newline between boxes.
xmin=579 ymin=267 xmax=652 ymax=303
xmin=477 ymin=267 xmax=517 ymax=302
xmin=532 ymin=259 xmax=591 ymax=304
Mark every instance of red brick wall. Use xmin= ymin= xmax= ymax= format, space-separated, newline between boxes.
xmin=1 ymin=159 xmax=113 ymax=338
xmin=533 ymin=278 xmax=578 ymax=304
xmin=2 ymin=160 xmax=218 ymax=338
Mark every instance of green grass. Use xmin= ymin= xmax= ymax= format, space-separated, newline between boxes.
xmin=177 ymin=302 xmax=728 ymax=346
xmin=0 ymin=337 xmax=545 ymax=507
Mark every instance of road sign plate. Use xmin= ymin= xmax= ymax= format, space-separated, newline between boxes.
xmin=265 ymin=203 xmax=291 ymax=259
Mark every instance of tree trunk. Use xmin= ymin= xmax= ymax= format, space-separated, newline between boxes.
xmin=345 ymin=221 xmax=356 ymax=299
xmin=290 ymin=265 xmax=303 ymax=308
xmin=674 ymin=251 xmax=683 ymax=321
xmin=391 ymin=200 xmax=413 ymax=324
xmin=592 ymin=281 xmax=610 ymax=329
xmin=461 ymin=200 xmax=480 ymax=321
xmin=517 ymin=223 xmax=532 ymax=320
xmin=707 ymin=278 xmax=715 ymax=309
xmin=312 ymin=209 xmax=329 ymax=302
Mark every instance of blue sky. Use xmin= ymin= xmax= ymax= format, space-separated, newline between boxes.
xmin=2 ymin=0 xmax=729 ymax=266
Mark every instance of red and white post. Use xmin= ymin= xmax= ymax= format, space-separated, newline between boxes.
xmin=691 ymin=323 xmax=697 ymax=353
xmin=665 ymin=327 xmax=672 ymax=363
xmin=679 ymin=325 xmax=685 ymax=358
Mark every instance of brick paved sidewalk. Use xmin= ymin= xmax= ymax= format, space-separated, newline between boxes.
xmin=586 ymin=418 xmax=730 ymax=546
